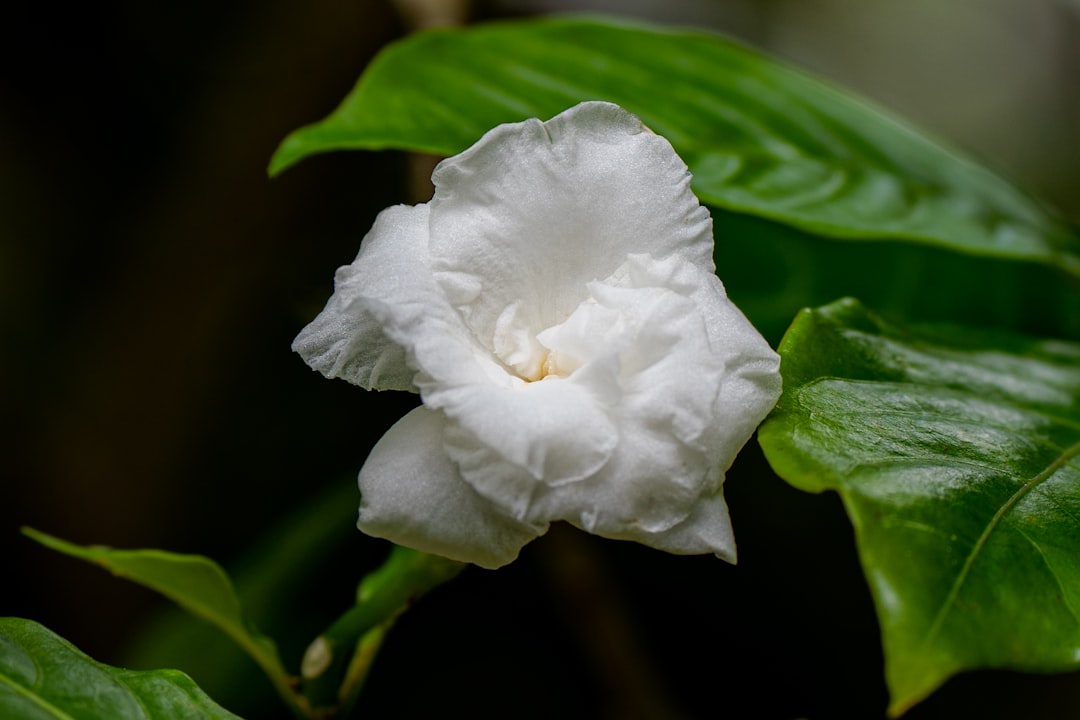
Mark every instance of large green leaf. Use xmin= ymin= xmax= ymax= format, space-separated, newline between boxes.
xmin=0 ymin=617 xmax=242 ymax=720
xmin=21 ymin=529 xmax=302 ymax=718
xmin=269 ymin=16 xmax=1079 ymax=277
xmin=758 ymin=298 xmax=1080 ymax=715
xmin=713 ymin=209 xmax=1080 ymax=346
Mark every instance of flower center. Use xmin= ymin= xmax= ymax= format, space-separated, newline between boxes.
xmin=537 ymin=350 xmax=572 ymax=381
xmin=491 ymin=290 xmax=623 ymax=384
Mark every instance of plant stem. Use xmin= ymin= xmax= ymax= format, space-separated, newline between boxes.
xmin=300 ymin=546 xmax=465 ymax=717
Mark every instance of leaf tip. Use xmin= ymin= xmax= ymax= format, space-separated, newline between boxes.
xmin=21 ymin=525 xmax=62 ymax=548
xmin=267 ymin=144 xmax=297 ymax=178
xmin=268 ymin=124 xmax=324 ymax=177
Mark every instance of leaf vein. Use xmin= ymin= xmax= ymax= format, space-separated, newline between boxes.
xmin=1012 ymin=524 xmax=1080 ymax=624
xmin=880 ymin=516 xmax=953 ymax=540
xmin=0 ymin=668 xmax=77 ymax=720
xmin=923 ymin=437 xmax=1080 ymax=646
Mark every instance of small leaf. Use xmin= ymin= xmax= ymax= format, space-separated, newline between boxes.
xmin=120 ymin=477 xmax=362 ymax=714
xmin=20 ymin=529 xmax=303 ymax=718
xmin=269 ymin=16 xmax=1079 ymax=278
xmin=301 ymin=545 xmax=465 ymax=713
xmin=758 ymin=298 xmax=1080 ymax=715
xmin=0 ymin=617 xmax=242 ymax=719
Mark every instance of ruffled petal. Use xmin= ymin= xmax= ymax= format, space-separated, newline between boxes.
xmin=603 ymin=252 xmax=781 ymax=470
xmin=339 ymin=225 xmax=622 ymax=501
xmin=301 ymin=200 xmax=622 ymax=505
xmin=436 ymin=376 xmax=618 ymax=521
xmin=509 ymin=254 xmax=780 ymax=552
xmin=518 ymin=265 xmax=723 ymax=531
xmin=633 ymin=492 xmax=737 ymax=563
xmin=292 ymin=205 xmax=429 ymax=391
xmin=297 ymin=101 xmax=782 ymax=568
xmin=357 ymin=406 xmax=547 ymax=569
xmin=692 ymin=278 xmax=784 ymax=471
xmin=427 ymin=101 xmax=714 ymax=370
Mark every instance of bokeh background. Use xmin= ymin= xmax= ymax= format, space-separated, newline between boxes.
xmin=4 ymin=1 xmax=1079 ymax=718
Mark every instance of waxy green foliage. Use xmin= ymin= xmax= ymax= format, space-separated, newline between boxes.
xmin=263 ymin=13 xmax=1080 ymax=716
xmin=0 ymin=617 xmax=242 ymax=719
xmin=270 ymin=16 xmax=1079 ymax=279
xmin=21 ymin=529 xmax=301 ymax=717
xmin=759 ymin=299 xmax=1080 ymax=715
xmin=121 ymin=480 xmax=361 ymax=712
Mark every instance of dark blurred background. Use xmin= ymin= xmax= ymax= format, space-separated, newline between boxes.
xmin=3 ymin=1 xmax=1079 ymax=718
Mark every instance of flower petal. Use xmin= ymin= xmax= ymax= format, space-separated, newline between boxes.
xmin=427 ymin=101 xmax=714 ymax=371
xmin=292 ymin=205 xmax=429 ymax=391
xmin=358 ymin=406 xmax=547 ymax=569
xmin=437 ymin=376 xmax=618 ymax=521
xmin=296 ymin=101 xmax=782 ymax=568
xmin=519 ymin=269 xmax=723 ymax=531
xmin=625 ymin=254 xmax=782 ymax=466
xmin=514 ymin=254 xmax=780 ymax=551
xmin=634 ymin=491 xmax=737 ymax=563
xmin=295 ymin=193 xmax=623 ymax=502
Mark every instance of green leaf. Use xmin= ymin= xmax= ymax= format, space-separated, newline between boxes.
xmin=119 ymin=478 xmax=362 ymax=716
xmin=758 ymin=298 xmax=1080 ymax=715
xmin=0 ymin=617 xmax=242 ymax=720
xmin=20 ymin=529 xmax=304 ymax=719
xmin=713 ymin=209 xmax=1080 ymax=347
xmin=269 ymin=15 xmax=1079 ymax=278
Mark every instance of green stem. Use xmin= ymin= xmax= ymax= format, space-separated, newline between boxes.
xmin=300 ymin=546 xmax=466 ymax=717
xmin=337 ymin=621 xmax=393 ymax=717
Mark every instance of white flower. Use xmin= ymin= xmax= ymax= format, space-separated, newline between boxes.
xmin=294 ymin=101 xmax=781 ymax=569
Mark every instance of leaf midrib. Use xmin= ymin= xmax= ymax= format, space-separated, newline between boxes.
xmin=98 ymin=558 xmax=289 ymax=685
xmin=0 ymin=668 xmax=76 ymax=720
xmin=923 ymin=437 xmax=1080 ymax=646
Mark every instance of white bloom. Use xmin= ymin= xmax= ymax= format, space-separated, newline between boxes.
xmin=294 ymin=101 xmax=781 ymax=569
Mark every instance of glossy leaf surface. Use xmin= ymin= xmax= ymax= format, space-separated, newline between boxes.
xmin=758 ymin=298 xmax=1080 ymax=715
xmin=0 ymin=617 xmax=242 ymax=720
xmin=21 ymin=529 xmax=299 ymax=716
xmin=712 ymin=209 xmax=1080 ymax=347
xmin=270 ymin=16 xmax=1079 ymax=277
xmin=120 ymin=479 xmax=362 ymax=714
